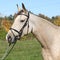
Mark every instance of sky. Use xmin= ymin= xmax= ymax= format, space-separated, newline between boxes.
xmin=0 ymin=0 xmax=60 ymax=18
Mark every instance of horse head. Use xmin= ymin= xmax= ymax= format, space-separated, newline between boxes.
xmin=6 ymin=3 xmax=33 ymax=44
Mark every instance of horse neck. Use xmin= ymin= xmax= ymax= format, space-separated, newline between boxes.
xmin=29 ymin=13 xmax=59 ymax=47
xmin=29 ymin=13 xmax=58 ymax=33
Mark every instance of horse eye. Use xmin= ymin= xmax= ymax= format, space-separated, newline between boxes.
xmin=20 ymin=20 xmax=25 ymax=22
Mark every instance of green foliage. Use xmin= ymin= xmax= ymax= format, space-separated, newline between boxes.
xmin=8 ymin=15 xmax=14 ymax=20
xmin=0 ymin=17 xmax=3 ymax=20
xmin=4 ymin=15 xmax=14 ymax=21
xmin=0 ymin=20 xmax=2 ymax=25
xmin=0 ymin=27 xmax=7 ymax=40
xmin=51 ymin=16 xmax=60 ymax=26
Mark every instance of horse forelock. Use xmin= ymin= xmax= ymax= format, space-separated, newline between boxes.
xmin=14 ymin=10 xmax=23 ymax=18
xmin=17 ymin=10 xmax=23 ymax=15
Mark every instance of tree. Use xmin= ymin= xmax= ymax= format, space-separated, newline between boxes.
xmin=8 ymin=15 xmax=14 ymax=20
xmin=38 ymin=14 xmax=51 ymax=21
xmin=51 ymin=16 xmax=60 ymax=26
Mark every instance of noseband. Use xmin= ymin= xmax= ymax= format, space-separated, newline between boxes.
xmin=10 ymin=12 xmax=29 ymax=40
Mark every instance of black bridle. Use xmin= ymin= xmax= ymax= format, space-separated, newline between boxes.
xmin=10 ymin=12 xmax=29 ymax=40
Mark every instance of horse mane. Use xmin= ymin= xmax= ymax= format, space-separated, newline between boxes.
xmin=29 ymin=11 xmax=45 ymax=18
xmin=29 ymin=11 xmax=39 ymax=17
xmin=29 ymin=11 xmax=51 ymax=22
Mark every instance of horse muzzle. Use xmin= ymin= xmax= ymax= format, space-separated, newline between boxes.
xmin=6 ymin=34 xmax=15 ymax=44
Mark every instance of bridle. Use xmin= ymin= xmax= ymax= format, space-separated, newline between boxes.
xmin=10 ymin=11 xmax=30 ymax=40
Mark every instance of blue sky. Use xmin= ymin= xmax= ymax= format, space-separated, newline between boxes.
xmin=0 ymin=0 xmax=60 ymax=17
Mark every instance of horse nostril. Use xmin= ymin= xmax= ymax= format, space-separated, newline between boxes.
xmin=8 ymin=36 xmax=12 ymax=43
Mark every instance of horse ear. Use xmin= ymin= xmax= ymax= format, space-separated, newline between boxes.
xmin=22 ymin=3 xmax=27 ymax=12
xmin=16 ymin=4 xmax=20 ymax=12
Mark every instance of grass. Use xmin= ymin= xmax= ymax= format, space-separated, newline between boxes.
xmin=0 ymin=27 xmax=43 ymax=60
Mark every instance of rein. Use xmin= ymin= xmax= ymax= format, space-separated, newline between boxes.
xmin=1 ymin=41 xmax=16 ymax=60
xmin=10 ymin=12 xmax=30 ymax=40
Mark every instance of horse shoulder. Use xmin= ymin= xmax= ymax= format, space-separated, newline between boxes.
xmin=50 ymin=31 xmax=60 ymax=60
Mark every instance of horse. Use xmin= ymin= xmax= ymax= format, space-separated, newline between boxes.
xmin=6 ymin=3 xmax=60 ymax=60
